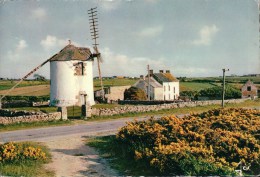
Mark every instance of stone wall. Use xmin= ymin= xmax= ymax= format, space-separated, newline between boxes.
xmin=0 ymin=109 xmax=61 ymax=125
xmin=91 ymin=98 xmax=248 ymax=116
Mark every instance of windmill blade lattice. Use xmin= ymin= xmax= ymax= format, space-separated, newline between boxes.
xmin=88 ymin=7 xmax=105 ymax=101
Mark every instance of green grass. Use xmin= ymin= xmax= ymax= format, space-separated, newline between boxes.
xmin=0 ymin=120 xmax=72 ymax=132
xmin=0 ymin=80 xmax=50 ymax=91
xmin=180 ymin=82 xmax=216 ymax=91
xmin=94 ymin=78 xmax=138 ymax=90
xmin=0 ymin=141 xmax=54 ymax=177
xmin=87 ymin=135 xmax=137 ymax=175
xmin=10 ymin=106 xmax=57 ymax=113
xmin=87 ymin=135 xmax=158 ymax=176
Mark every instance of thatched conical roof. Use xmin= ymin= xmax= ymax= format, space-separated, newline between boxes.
xmin=50 ymin=44 xmax=93 ymax=61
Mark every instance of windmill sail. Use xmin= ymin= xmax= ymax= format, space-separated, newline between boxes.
xmin=88 ymin=7 xmax=105 ymax=101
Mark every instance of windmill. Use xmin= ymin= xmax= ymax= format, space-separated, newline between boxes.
xmin=88 ymin=7 xmax=105 ymax=101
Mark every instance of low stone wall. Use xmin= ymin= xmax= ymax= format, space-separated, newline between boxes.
xmin=0 ymin=109 xmax=61 ymax=125
xmin=91 ymin=98 xmax=248 ymax=116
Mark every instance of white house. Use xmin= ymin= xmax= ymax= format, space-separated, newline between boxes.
xmin=134 ymin=70 xmax=179 ymax=100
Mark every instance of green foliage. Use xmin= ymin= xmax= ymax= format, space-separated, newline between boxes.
xmin=180 ymin=90 xmax=199 ymax=100
xmin=124 ymin=86 xmax=147 ymax=100
xmin=199 ymin=85 xmax=241 ymax=99
xmin=2 ymin=95 xmax=50 ymax=102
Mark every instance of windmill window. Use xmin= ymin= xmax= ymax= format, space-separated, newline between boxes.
xmin=74 ymin=62 xmax=85 ymax=76
xmin=247 ymin=86 xmax=251 ymax=91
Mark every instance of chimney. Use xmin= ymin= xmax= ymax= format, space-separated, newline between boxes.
xmin=140 ymin=75 xmax=144 ymax=79
xmin=166 ymin=70 xmax=170 ymax=73
xmin=159 ymin=70 xmax=164 ymax=73
xmin=149 ymin=69 xmax=153 ymax=76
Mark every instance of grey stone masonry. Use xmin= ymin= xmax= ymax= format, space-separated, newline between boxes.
xmin=0 ymin=109 xmax=61 ymax=125
xmin=91 ymin=98 xmax=249 ymax=117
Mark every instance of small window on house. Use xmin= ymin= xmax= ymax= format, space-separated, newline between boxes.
xmin=169 ymin=94 xmax=170 ymax=100
xmin=247 ymin=86 xmax=251 ymax=91
xmin=174 ymin=95 xmax=176 ymax=100
xmin=168 ymin=85 xmax=170 ymax=91
xmin=164 ymin=95 xmax=166 ymax=100
xmin=174 ymin=87 xmax=175 ymax=93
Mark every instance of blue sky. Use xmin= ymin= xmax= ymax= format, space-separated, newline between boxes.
xmin=0 ymin=0 xmax=259 ymax=79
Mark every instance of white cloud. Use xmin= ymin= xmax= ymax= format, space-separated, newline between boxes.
xmin=138 ymin=26 xmax=163 ymax=38
xmin=17 ymin=40 xmax=27 ymax=51
xmin=191 ymin=25 xmax=219 ymax=46
xmin=40 ymin=35 xmax=69 ymax=50
xmin=94 ymin=47 xmax=167 ymax=77
xmin=100 ymin=0 xmax=121 ymax=11
xmin=31 ymin=8 xmax=47 ymax=20
xmin=144 ymin=0 xmax=160 ymax=3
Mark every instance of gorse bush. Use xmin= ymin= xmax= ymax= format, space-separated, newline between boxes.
xmin=116 ymin=108 xmax=260 ymax=175
xmin=0 ymin=142 xmax=47 ymax=163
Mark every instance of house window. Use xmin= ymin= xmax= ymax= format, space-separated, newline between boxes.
xmin=247 ymin=86 xmax=251 ymax=91
xmin=164 ymin=95 xmax=166 ymax=100
xmin=168 ymin=85 xmax=170 ymax=91
xmin=174 ymin=95 xmax=176 ymax=100
xmin=174 ymin=87 xmax=175 ymax=93
xmin=169 ymin=94 xmax=170 ymax=100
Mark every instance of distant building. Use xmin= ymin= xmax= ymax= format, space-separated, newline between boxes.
xmin=241 ymin=80 xmax=258 ymax=99
xmin=134 ymin=70 xmax=179 ymax=100
xmin=94 ymin=85 xmax=131 ymax=103
xmin=105 ymin=85 xmax=131 ymax=103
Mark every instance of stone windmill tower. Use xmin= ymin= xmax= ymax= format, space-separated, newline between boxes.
xmin=49 ymin=42 xmax=95 ymax=119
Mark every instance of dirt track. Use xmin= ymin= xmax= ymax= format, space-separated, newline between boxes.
xmin=41 ymin=133 xmax=118 ymax=177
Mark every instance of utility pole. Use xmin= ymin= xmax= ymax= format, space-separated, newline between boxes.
xmin=222 ymin=68 xmax=229 ymax=108
xmin=147 ymin=64 xmax=150 ymax=101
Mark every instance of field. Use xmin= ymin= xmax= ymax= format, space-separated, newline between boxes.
xmin=0 ymin=76 xmax=259 ymax=96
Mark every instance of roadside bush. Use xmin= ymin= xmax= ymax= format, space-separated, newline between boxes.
xmin=116 ymin=108 xmax=260 ymax=175
xmin=124 ymin=86 xmax=147 ymax=100
xmin=0 ymin=142 xmax=47 ymax=163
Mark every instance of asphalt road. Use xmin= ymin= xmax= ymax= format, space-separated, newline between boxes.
xmin=0 ymin=117 xmax=150 ymax=142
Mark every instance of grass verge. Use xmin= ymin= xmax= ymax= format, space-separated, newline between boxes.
xmin=0 ymin=120 xmax=72 ymax=132
xmin=87 ymin=135 xmax=151 ymax=176
xmin=0 ymin=141 xmax=54 ymax=177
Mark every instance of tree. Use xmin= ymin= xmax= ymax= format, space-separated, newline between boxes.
xmin=33 ymin=74 xmax=46 ymax=81
xmin=199 ymin=85 xmax=241 ymax=99
xmin=124 ymin=86 xmax=147 ymax=100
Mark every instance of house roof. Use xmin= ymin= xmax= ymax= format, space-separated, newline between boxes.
xmin=153 ymin=73 xmax=178 ymax=84
xmin=50 ymin=44 xmax=93 ymax=61
xmin=242 ymin=80 xmax=257 ymax=89
xmin=134 ymin=77 xmax=162 ymax=88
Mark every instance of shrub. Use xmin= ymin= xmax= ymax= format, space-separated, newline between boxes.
xmin=0 ymin=142 xmax=47 ymax=163
xmin=116 ymin=108 xmax=260 ymax=175
xmin=124 ymin=86 xmax=147 ymax=100
xmin=199 ymin=85 xmax=241 ymax=99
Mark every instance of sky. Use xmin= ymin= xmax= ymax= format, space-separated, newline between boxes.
xmin=0 ymin=0 xmax=259 ymax=79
